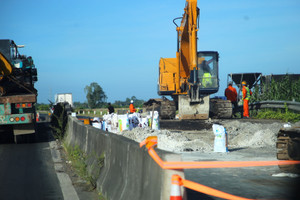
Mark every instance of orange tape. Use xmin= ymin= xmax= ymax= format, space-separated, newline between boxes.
xmin=148 ymin=148 xmax=300 ymax=169
xmin=182 ymin=179 xmax=254 ymax=200
xmin=140 ymin=137 xmax=300 ymax=170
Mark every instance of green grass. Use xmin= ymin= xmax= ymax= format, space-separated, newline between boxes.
xmin=63 ymin=142 xmax=106 ymax=199
xmin=252 ymin=106 xmax=300 ymax=123
xmin=63 ymin=144 xmax=91 ymax=182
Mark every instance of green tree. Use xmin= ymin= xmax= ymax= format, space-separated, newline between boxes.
xmin=84 ymin=82 xmax=107 ymax=108
xmin=37 ymin=103 xmax=50 ymax=111
xmin=73 ymin=101 xmax=88 ymax=109
xmin=113 ymin=96 xmax=145 ymax=108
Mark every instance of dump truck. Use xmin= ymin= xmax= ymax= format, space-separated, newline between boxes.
xmin=0 ymin=39 xmax=38 ymax=143
xmin=158 ymin=0 xmax=232 ymax=119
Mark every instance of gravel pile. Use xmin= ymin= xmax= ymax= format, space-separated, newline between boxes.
xmin=116 ymin=120 xmax=295 ymax=153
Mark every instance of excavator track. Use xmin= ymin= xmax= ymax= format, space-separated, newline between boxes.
xmin=276 ymin=127 xmax=300 ymax=173
xmin=143 ymin=98 xmax=176 ymax=119
xmin=209 ymin=99 xmax=233 ymax=119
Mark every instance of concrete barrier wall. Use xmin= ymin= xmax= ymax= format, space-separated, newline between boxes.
xmin=65 ymin=116 xmax=185 ymax=200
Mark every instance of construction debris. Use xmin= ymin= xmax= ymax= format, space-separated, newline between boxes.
xmin=115 ymin=120 xmax=290 ymax=153
xmin=92 ymin=112 xmax=160 ymax=133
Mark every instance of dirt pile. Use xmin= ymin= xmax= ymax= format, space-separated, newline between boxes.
xmin=223 ymin=120 xmax=283 ymax=148
xmin=116 ymin=119 xmax=294 ymax=153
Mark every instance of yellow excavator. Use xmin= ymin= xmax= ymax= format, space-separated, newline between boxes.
xmin=158 ymin=0 xmax=232 ymax=119
xmin=0 ymin=51 xmax=13 ymax=79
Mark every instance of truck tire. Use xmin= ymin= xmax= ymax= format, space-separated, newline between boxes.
xmin=0 ymin=125 xmax=14 ymax=143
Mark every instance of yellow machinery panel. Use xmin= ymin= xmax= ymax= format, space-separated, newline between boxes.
xmin=0 ymin=52 xmax=12 ymax=79
xmin=159 ymin=57 xmax=178 ymax=93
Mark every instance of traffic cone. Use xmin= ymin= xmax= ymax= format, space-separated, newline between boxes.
xmin=170 ymin=174 xmax=182 ymax=200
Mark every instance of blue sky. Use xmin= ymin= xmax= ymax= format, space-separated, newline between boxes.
xmin=1 ymin=0 xmax=300 ymax=103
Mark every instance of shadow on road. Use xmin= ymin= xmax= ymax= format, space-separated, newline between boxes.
xmin=228 ymin=147 xmax=247 ymax=152
xmin=0 ymin=122 xmax=56 ymax=144
xmin=187 ymin=188 xmax=215 ymax=200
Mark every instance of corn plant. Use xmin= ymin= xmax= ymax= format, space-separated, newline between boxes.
xmin=50 ymin=103 xmax=68 ymax=140
xmin=252 ymin=75 xmax=300 ymax=102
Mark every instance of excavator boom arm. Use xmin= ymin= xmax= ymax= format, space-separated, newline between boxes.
xmin=176 ymin=0 xmax=198 ymax=84
xmin=0 ymin=52 xmax=13 ymax=78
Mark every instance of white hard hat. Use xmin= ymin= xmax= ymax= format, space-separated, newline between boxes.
xmin=131 ymin=100 xmax=133 ymax=103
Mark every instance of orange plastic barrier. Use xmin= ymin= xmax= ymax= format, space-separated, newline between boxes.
xmin=140 ymin=136 xmax=300 ymax=170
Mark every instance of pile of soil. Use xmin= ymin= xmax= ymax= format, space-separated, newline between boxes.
xmin=116 ymin=119 xmax=299 ymax=153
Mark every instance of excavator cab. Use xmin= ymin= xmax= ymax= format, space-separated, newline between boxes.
xmin=196 ymin=51 xmax=219 ymax=94
xmin=188 ymin=51 xmax=219 ymax=102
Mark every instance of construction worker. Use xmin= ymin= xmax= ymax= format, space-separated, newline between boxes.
xmin=129 ymin=100 xmax=136 ymax=113
xmin=202 ymin=61 xmax=212 ymax=88
xmin=242 ymin=81 xmax=252 ymax=118
xmin=225 ymin=82 xmax=238 ymax=113
xmin=107 ymin=103 xmax=114 ymax=114
xmin=202 ymin=72 xmax=212 ymax=88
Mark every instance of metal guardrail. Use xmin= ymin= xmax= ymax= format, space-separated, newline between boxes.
xmin=236 ymin=100 xmax=300 ymax=113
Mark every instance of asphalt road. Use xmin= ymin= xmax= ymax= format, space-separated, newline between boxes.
xmin=0 ymin=114 xmax=99 ymax=200
xmin=0 ymin=122 xmax=64 ymax=200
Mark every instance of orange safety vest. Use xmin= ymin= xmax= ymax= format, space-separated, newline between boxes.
xmin=242 ymin=86 xmax=252 ymax=100
xmin=129 ymin=103 xmax=136 ymax=113
xmin=242 ymin=86 xmax=252 ymax=117
xmin=225 ymin=85 xmax=237 ymax=102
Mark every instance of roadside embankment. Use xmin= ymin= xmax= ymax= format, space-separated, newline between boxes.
xmin=64 ymin=116 xmax=185 ymax=200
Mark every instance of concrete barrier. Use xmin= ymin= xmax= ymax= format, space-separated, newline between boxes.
xmin=65 ymin=116 xmax=186 ymax=200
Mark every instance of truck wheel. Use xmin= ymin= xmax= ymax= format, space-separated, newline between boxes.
xmin=0 ymin=125 xmax=14 ymax=143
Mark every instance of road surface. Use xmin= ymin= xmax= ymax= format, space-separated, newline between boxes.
xmin=0 ymin=118 xmax=98 ymax=200
xmin=183 ymin=148 xmax=300 ymax=200
xmin=0 ymin=122 xmax=64 ymax=200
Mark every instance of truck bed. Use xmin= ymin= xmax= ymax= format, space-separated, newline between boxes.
xmin=0 ymin=94 xmax=37 ymax=103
